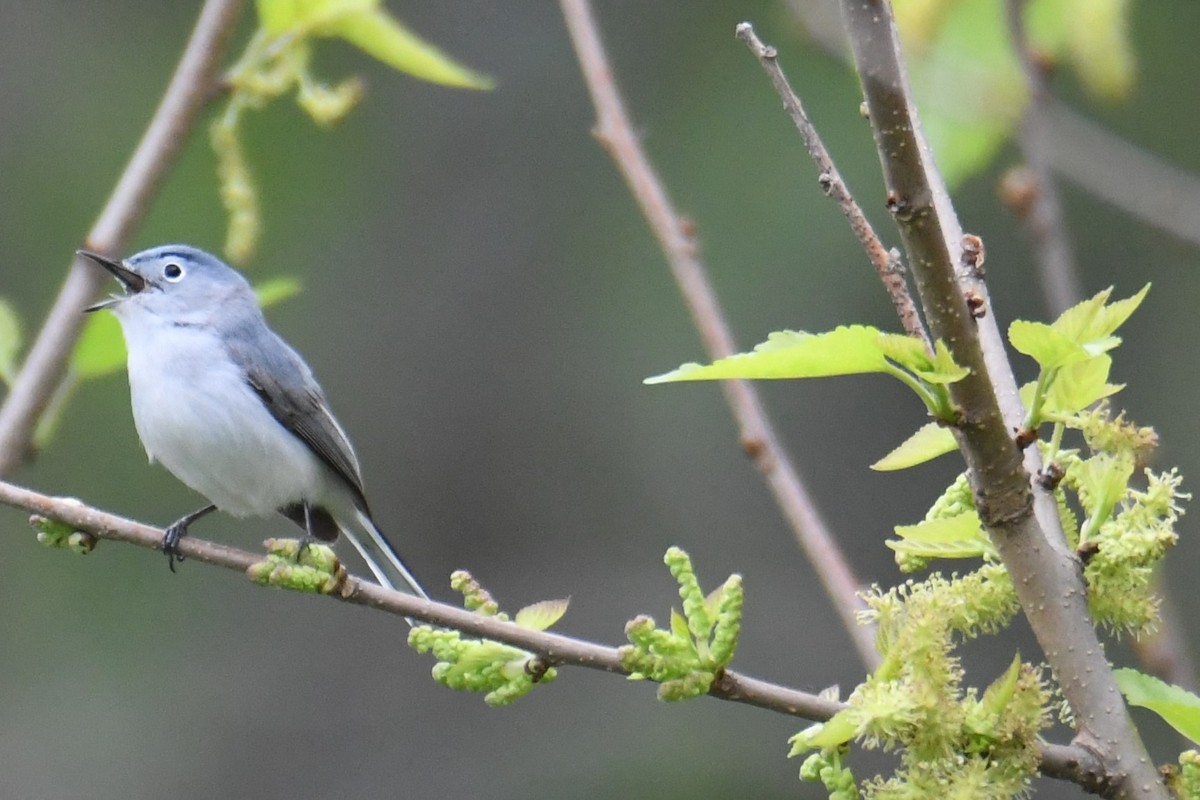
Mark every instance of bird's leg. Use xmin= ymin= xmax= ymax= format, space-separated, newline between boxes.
xmin=163 ymin=504 xmax=217 ymax=572
xmin=296 ymin=502 xmax=318 ymax=562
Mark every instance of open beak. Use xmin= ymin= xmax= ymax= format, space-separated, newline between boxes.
xmin=79 ymin=249 xmax=146 ymax=312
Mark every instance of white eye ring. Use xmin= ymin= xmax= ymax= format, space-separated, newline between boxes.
xmin=163 ymin=262 xmax=185 ymax=282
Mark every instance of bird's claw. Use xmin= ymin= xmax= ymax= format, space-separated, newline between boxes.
xmin=162 ymin=523 xmax=188 ymax=572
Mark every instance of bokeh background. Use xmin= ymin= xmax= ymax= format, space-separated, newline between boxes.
xmin=1 ymin=2 xmax=1198 ymax=798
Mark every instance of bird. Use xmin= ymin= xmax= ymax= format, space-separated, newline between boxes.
xmin=80 ymin=244 xmax=427 ymax=600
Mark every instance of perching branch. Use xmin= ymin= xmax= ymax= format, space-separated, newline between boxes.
xmin=836 ymin=3 xmax=1165 ymax=797
xmin=557 ymin=0 xmax=880 ymax=673
xmin=733 ymin=23 xmax=927 ymax=347
xmin=0 ymin=477 xmax=1109 ymax=789
xmin=0 ymin=0 xmax=245 ymax=476
xmin=0 ymin=477 xmax=836 ymax=719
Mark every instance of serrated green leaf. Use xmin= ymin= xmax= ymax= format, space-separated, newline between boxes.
xmin=1008 ymin=320 xmax=1088 ymax=370
xmin=0 ymin=297 xmax=22 ymax=385
xmin=322 ymin=8 xmax=493 ymax=89
xmin=256 ymin=276 xmax=303 ymax=308
xmin=1051 ymin=284 xmax=1148 ymax=355
xmin=1115 ymin=667 xmax=1200 ymax=745
xmin=887 ymin=538 xmax=990 ymax=560
xmin=889 ymin=512 xmax=990 ymax=560
xmin=513 ymin=598 xmax=569 ymax=631
xmin=1043 ymin=354 xmax=1123 ymax=416
xmin=873 ymin=421 xmax=958 ymax=471
xmin=878 ymin=335 xmax=968 ymax=384
xmin=646 ymin=326 xmax=890 ymax=384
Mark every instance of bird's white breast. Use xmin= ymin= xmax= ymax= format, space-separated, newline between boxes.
xmin=119 ymin=312 xmax=325 ymax=517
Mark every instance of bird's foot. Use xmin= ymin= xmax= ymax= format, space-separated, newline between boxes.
xmin=162 ymin=522 xmax=188 ymax=572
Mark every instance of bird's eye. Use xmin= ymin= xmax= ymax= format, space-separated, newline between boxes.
xmin=163 ymin=262 xmax=185 ymax=282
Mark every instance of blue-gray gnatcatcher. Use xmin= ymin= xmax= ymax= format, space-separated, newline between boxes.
xmin=80 ymin=244 xmax=427 ymax=599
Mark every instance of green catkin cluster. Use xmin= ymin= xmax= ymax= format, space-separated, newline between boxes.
xmin=407 ymin=571 xmax=559 ymax=706
xmin=620 ymin=548 xmax=743 ymax=701
xmin=246 ymin=538 xmax=346 ymax=594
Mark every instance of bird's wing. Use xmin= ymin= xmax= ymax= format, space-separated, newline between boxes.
xmin=220 ymin=319 xmax=371 ymax=514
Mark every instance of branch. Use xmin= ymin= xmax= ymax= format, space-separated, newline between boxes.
xmin=557 ymin=0 xmax=880 ymax=673
xmin=0 ymin=0 xmax=245 ymax=476
xmin=0 ymin=477 xmax=1110 ymax=788
xmin=0 ymin=478 xmax=836 ymax=718
xmin=733 ymin=23 xmax=927 ymax=346
xmin=837 ymin=3 xmax=1166 ymax=797
xmin=1002 ymin=0 xmax=1081 ymax=317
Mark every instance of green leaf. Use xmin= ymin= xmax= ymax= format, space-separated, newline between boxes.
xmin=873 ymin=421 xmax=958 ymax=471
xmin=1008 ymin=320 xmax=1088 ymax=370
xmin=256 ymin=0 xmax=374 ymax=35
xmin=1051 ymin=285 xmax=1148 ymax=356
xmin=789 ymin=709 xmax=858 ymax=754
xmin=513 ymin=598 xmax=569 ymax=631
xmin=1115 ymin=667 xmax=1200 ymax=745
xmin=0 ymin=297 xmax=22 ymax=385
xmin=646 ymin=326 xmax=892 ymax=384
xmin=1042 ymin=354 xmax=1123 ymax=417
xmin=1071 ymin=453 xmax=1134 ymax=533
xmin=888 ymin=512 xmax=991 ymax=560
xmin=322 ymin=8 xmax=493 ymax=89
xmin=255 ymin=0 xmax=492 ymax=89
xmin=878 ymin=334 xmax=969 ymax=384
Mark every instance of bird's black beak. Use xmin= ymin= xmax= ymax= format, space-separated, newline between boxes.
xmin=79 ymin=249 xmax=146 ymax=312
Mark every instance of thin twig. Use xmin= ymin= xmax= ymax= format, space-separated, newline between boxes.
xmin=0 ymin=0 xmax=245 ymax=476
xmin=734 ymin=22 xmax=927 ymax=346
xmin=838 ymin=3 xmax=1166 ymax=797
xmin=1005 ymin=0 xmax=1197 ymax=694
xmin=0 ymin=477 xmax=1107 ymax=787
xmin=1045 ymin=101 xmax=1200 ymax=250
xmin=557 ymin=0 xmax=879 ymax=672
xmin=1003 ymin=0 xmax=1081 ymax=316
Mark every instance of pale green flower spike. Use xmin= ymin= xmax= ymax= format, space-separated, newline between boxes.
xmin=619 ymin=547 xmax=744 ymax=701
xmin=408 ymin=571 xmax=564 ymax=706
xmin=246 ymin=538 xmax=347 ymax=594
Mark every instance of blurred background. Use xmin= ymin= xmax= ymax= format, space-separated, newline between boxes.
xmin=1 ymin=1 xmax=1198 ymax=797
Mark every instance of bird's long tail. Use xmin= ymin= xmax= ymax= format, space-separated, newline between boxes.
xmin=344 ymin=510 xmax=429 ymax=609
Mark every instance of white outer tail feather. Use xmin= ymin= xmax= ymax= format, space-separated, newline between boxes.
xmin=345 ymin=510 xmax=430 ymax=605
